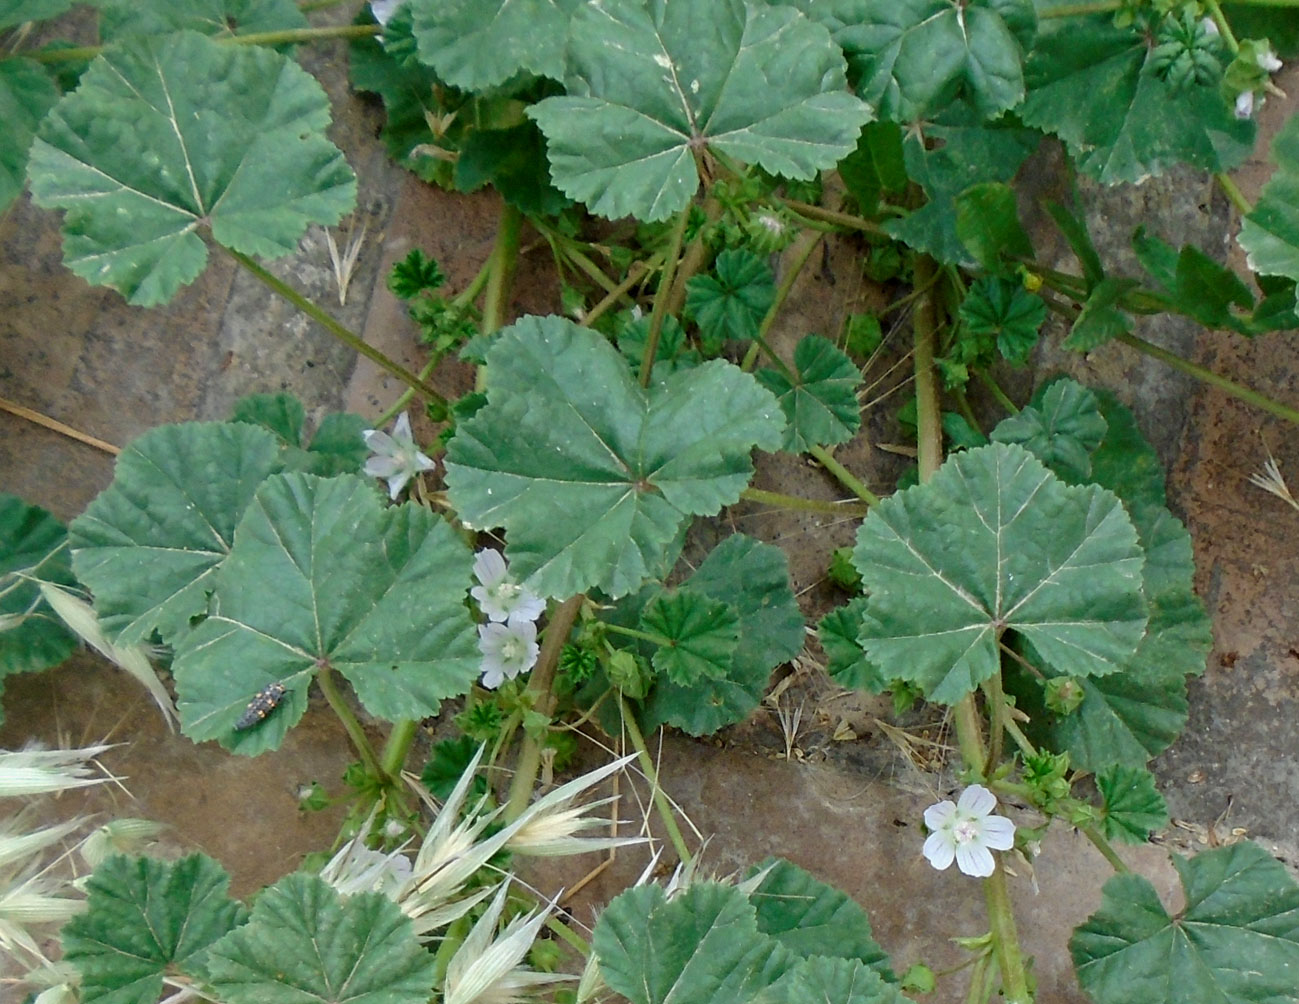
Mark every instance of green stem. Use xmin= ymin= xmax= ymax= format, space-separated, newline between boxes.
xmin=1216 ymin=172 xmax=1253 ymax=215
xmin=1116 ymin=331 xmax=1299 ymax=425
xmin=781 ymin=200 xmax=886 ymax=237
xmin=504 ymin=596 xmax=585 ymax=821
xmin=913 ymin=258 xmax=943 ymax=482
xmin=581 ymin=260 xmax=655 ymax=329
xmin=317 ymin=665 xmax=385 ymax=781
xmin=380 ymin=719 xmax=419 ymax=780
xmin=1038 ymin=1 xmax=1119 ymax=16
xmin=619 ymin=696 xmax=693 ymax=866
xmin=984 ymin=864 xmax=1032 ymax=1004
xmin=976 ymin=370 xmax=1019 ymax=414
xmin=226 ymin=248 xmax=448 ymax=408
xmin=481 ymin=203 xmax=523 ymax=337
xmin=740 ymin=486 xmax=870 ymax=516
xmin=372 ymin=355 xmax=441 ymax=428
xmin=17 ymin=23 xmax=380 ymax=62
xmin=1081 ymin=825 xmax=1131 ymax=874
xmin=982 ymin=668 xmax=1006 ymax=778
xmin=546 ymin=915 xmax=591 ymax=956
xmin=641 ymin=205 xmax=692 ymax=387
xmin=1203 ymin=0 xmax=1240 ymax=50
xmin=953 ymin=697 xmax=988 ymax=778
xmin=742 ymin=229 xmax=822 ymax=372
xmin=808 ymin=446 xmax=881 ymax=506
xmin=603 ymin=622 xmax=668 ymax=647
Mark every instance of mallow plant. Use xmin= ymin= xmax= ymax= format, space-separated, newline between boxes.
xmin=3 ymin=0 xmax=1299 ymax=1001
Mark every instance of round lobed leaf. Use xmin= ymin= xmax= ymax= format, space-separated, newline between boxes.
xmin=852 ymin=442 xmax=1148 ymax=705
xmin=28 ymin=30 xmax=355 ymax=305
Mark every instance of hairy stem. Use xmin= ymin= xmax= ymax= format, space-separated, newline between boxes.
xmin=1081 ymin=825 xmax=1131 ymax=874
xmin=316 ymin=665 xmax=385 ymax=781
xmin=227 ymin=248 xmax=448 ymax=408
xmin=380 ymin=719 xmax=419 ymax=780
xmin=742 ymin=228 xmax=822 ymax=372
xmin=740 ymin=486 xmax=871 ymax=516
xmin=504 ymin=596 xmax=585 ymax=821
xmin=984 ymin=863 xmax=1032 ymax=1004
xmin=481 ymin=203 xmax=523 ymax=337
xmin=619 ymin=696 xmax=694 ymax=865
xmin=1116 ymin=332 xmax=1299 ymax=425
xmin=809 ymin=446 xmax=881 ymax=506
xmin=641 ymin=206 xmax=692 ymax=387
xmin=19 ymin=23 xmax=380 ymax=62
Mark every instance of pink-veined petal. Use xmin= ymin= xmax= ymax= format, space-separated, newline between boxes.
xmin=955 ymin=842 xmax=995 ymax=878
xmin=923 ymin=832 xmax=955 ymax=871
xmin=957 ymin=784 xmax=997 ymax=817
xmin=365 ymin=456 xmax=402 ymax=478
xmin=981 ymin=815 xmax=1016 ymax=850
xmin=363 ymin=430 xmax=396 ymax=454
xmin=924 ymin=800 xmax=956 ymax=830
xmin=384 ymin=473 xmax=411 ymax=499
xmin=474 ymin=549 xmax=508 ymax=587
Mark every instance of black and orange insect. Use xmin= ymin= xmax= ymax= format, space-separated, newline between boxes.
xmin=234 ymin=682 xmax=288 ymax=731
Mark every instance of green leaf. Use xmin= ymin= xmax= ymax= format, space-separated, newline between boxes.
xmin=757 ymin=957 xmax=909 ymax=1004
xmin=1046 ymin=201 xmax=1105 ymax=288
xmin=95 ymin=0 xmax=307 ymax=42
xmin=756 ymin=334 xmax=862 ymax=453
xmin=640 ymin=588 xmax=740 ymax=687
xmin=593 ymin=883 xmax=797 ymax=1004
xmin=0 ymin=496 xmax=77 ymax=705
xmin=828 ymin=0 xmax=1037 ymax=121
xmin=410 ymin=0 xmax=579 ymax=91
xmin=1096 ymin=764 xmax=1168 ymax=844
xmin=528 ymin=0 xmax=871 ymax=221
xmin=991 ymin=379 xmax=1107 ymax=482
xmin=1065 ymin=277 xmax=1137 ymax=351
xmin=818 ymin=598 xmax=887 ymax=693
xmin=1002 ymin=388 xmax=1210 ymax=767
xmin=206 ymin=872 xmax=436 ymax=1004
xmin=231 ymin=392 xmax=368 ymax=476
xmin=1241 ymin=112 xmax=1299 ymax=283
xmin=746 ymin=858 xmax=894 ymax=979
xmin=444 ymin=316 xmax=784 ymax=599
xmin=852 ymin=442 xmax=1147 ymax=704
xmin=348 ymin=8 xmax=445 ymax=183
xmin=837 ymin=121 xmax=908 ymax=215
xmin=28 ymin=30 xmax=355 ymax=306
xmin=454 ymin=122 xmax=570 ymax=216
xmin=684 ymin=249 xmax=775 ymax=348
xmin=173 ymin=473 xmax=480 ymax=754
xmin=958 ymin=275 xmax=1046 ymax=366
xmin=62 ymin=854 xmax=248 ymax=1004
xmin=1071 ymin=842 xmax=1299 ymax=1004
xmin=0 ymin=59 xmax=58 ymax=213
xmin=0 ymin=0 xmax=71 ymax=29
xmin=70 ymin=422 xmax=285 ymax=646
xmin=1086 ymin=389 xmax=1166 ymax=511
xmin=641 ymin=534 xmax=803 ymax=736
xmin=954 ymin=181 xmax=1034 ymax=271
xmin=884 ymin=117 xmax=1040 ymax=265
xmin=1132 ymin=227 xmax=1254 ymax=330
xmin=387 ymin=248 xmax=444 ymax=300
xmin=1021 ymin=8 xmax=1254 ymax=184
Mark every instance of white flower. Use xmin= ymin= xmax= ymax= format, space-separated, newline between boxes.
xmin=1236 ymin=90 xmax=1256 ymax=120
xmin=922 ymin=784 xmax=1015 ymax=878
xmin=477 ymin=615 xmax=539 ymax=689
xmin=1258 ymin=45 xmax=1283 ymax=73
xmin=369 ymin=0 xmax=403 ymax=25
xmin=470 ymin=550 xmax=545 ymax=624
xmin=363 ymin=412 xmax=436 ymax=500
xmin=1200 ymin=17 xmax=1219 ymax=37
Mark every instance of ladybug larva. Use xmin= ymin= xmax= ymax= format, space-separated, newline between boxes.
xmin=233 ymin=682 xmax=288 ymax=731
